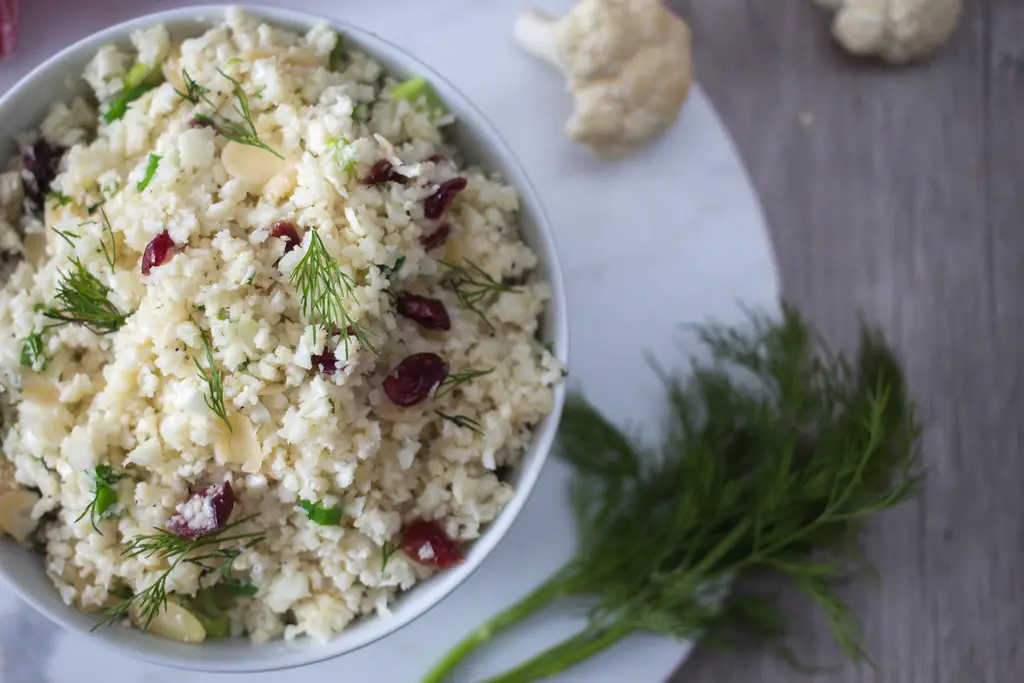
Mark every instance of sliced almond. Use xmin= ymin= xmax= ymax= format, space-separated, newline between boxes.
xmin=214 ymin=413 xmax=263 ymax=471
xmin=139 ymin=601 xmax=206 ymax=643
xmin=259 ymin=383 xmax=287 ymax=397
xmin=0 ymin=489 xmax=40 ymax=542
xmin=372 ymin=401 xmax=425 ymax=424
xmin=443 ymin=234 xmax=464 ymax=264
xmin=20 ymin=375 xmax=59 ymax=405
xmin=243 ymin=49 xmax=276 ymax=62
xmin=287 ymin=48 xmax=322 ymax=67
xmin=161 ymin=46 xmax=184 ymax=92
xmin=421 ymin=329 xmax=447 ymax=342
xmin=263 ymin=165 xmax=297 ymax=203
xmin=222 ymin=141 xmax=288 ymax=189
xmin=22 ymin=232 xmax=47 ymax=264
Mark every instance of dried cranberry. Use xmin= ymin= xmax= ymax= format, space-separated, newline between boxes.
xmin=311 ymin=350 xmax=339 ymax=374
xmin=362 ymin=160 xmax=408 ymax=185
xmin=383 ymin=353 xmax=449 ymax=406
xmin=423 ymin=178 xmax=467 ymax=220
xmin=270 ymin=220 xmax=302 ymax=253
xmin=425 ymin=154 xmax=446 ymax=165
xmin=166 ymin=481 xmax=234 ymax=540
xmin=397 ymin=293 xmax=451 ymax=331
xmin=402 ymin=519 xmax=463 ymax=569
xmin=22 ymin=140 xmax=62 ymax=204
xmin=141 ymin=231 xmax=176 ymax=275
xmin=419 ymin=224 xmax=451 ymax=251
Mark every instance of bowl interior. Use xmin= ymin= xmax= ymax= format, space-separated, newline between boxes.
xmin=0 ymin=5 xmax=567 ymax=672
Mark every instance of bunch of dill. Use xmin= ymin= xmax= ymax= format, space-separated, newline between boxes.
xmin=424 ymin=304 xmax=922 ymax=683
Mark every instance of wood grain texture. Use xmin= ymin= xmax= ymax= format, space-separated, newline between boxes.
xmin=663 ymin=1 xmax=1024 ymax=682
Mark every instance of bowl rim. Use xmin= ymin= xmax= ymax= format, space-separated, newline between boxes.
xmin=0 ymin=4 xmax=569 ymax=673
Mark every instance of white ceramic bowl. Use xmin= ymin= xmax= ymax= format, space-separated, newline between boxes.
xmin=0 ymin=5 xmax=568 ymax=673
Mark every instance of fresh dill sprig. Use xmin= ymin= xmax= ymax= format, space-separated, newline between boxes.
xmin=381 ymin=540 xmax=400 ymax=573
xmin=97 ymin=208 xmax=117 ymax=271
xmin=193 ymin=326 xmax=232 ymax=432
xmin=136 ymin=153 xmax=161 ymax=192
xmin=73 ymin=465 xmax=127 ymax=535
xmin=423 ymin=304 xmax=923 ymax=683
xmin=52 ymin=227 xmax=79 ymax=248
xmin=42 ymin=258 xmax=130 ymax=334
xmin=434 ymin=368 xmax=492 ymax=399
xmin=440 ymin=259 xmax=518 ymax=331
xmin=192 ymin=70 xmax=283 ymax=160
xmin=435 ymin=410 xmax=484 ymax=435
xmin=94 ymin=515 xmax=266 ymax=632
xmin=174 ymin=69 xmax=211 ymax=105
xmin=288 ymin=230 xmax=378 ymax=357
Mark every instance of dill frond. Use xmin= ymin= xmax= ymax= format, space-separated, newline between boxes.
xmin=440 ymin=259 xmax=518 ymax=331
xmin=423 ymin=304 xmax=924 ymax=683
xmin=288 ymin=229 xmax=378 ymax=357
xmin=193 ymin=326 xmax=231 ymax=432
xmin=42 ymin=258 xmax=130 ymax=334
xmin=94 ymin=515 xmax=266 ymax=632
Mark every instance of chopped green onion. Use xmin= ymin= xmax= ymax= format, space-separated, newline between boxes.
xmin=123 ymin=62 xmax=163 ymax=91
xmin=391 ymin=77 xmax=446 ymax=116
xmin=136 ymin=153 xmax=161 ymax=192
xmin=104 ymin=62 xmax=165 ymax=124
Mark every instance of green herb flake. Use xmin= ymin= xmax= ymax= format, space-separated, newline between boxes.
xmin=52 ymin=228 xmax=80 ymax=248
xmin=98 ymin=208 xmax=118 ymax=271
xmin=136 ymin=153 xmax=161 ymax=192
xmin=329 ymin=32 xmax=345 ymax=71
xmin=381 ymin=540 xmax=400 ymax=573
xmin=376 ymin=255 xmax=406 ymax=281
xmin=19 ymin=332 xmax=45 ymax=370
xmin=435 ymin=410 xmax=484 ymax=435
xmin=227 ymin=579 xmax=258 ymax=597
xmin=298 ymin=499 xmax=343 ymax=526
xmin=74 ymin=465 xmax=128 ymax=535
xmin=434 ymin=368 xmax=492 ymax=399
xmin=46 ymin=192 xmax=72 ymax=208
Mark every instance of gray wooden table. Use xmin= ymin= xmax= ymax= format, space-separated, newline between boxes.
xmin=665 ymin=0 xmax=1024 ymax=682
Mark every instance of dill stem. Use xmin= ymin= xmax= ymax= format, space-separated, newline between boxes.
xmin=480 ymin=623 xmax=633 ymax=683
xmin=421 ymin=571 xmax=573 ymax=683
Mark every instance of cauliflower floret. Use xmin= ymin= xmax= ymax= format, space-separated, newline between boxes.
xmin=813 ymin=0 xmax=963 ymax=64
xmin=513 ymin=0 xmax=693 ymax=160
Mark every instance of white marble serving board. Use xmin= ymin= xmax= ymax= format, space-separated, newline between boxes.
xmin=0 ymin=1 xmax=778 ymax=681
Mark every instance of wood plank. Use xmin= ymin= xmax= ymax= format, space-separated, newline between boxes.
xmin=659 ymin=0 xmax=1011 ymax=681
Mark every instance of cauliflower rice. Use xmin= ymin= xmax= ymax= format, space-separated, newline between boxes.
xmin=0 ymin=9 xmax=560 ymax=643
